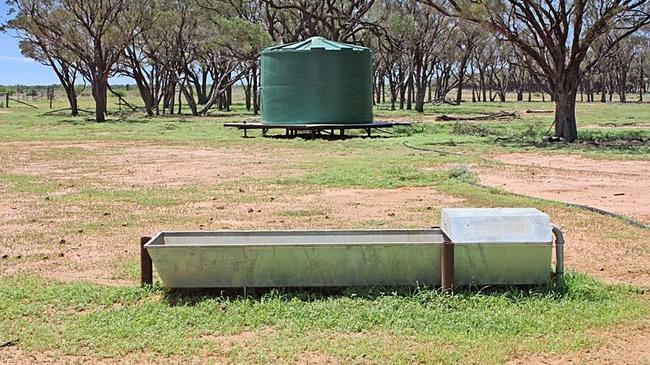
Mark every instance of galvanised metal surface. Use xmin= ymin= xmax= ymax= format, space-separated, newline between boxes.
xmin=441 ymin=208 xmax=554 ymax=285
xmin=144 ymin=227 xmax=554 ymax=288
xmin=441 ymin=208 xmax=552 ymax=244
xmin=260 ymin=37 xmax=373 ymax=125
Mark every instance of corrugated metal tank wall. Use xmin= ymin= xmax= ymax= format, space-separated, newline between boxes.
xmin=260 ymin=37 xmax=373 ymax=125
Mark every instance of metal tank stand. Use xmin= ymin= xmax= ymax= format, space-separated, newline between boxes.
xmin=224 ymin=121 xmax=411 ymax=138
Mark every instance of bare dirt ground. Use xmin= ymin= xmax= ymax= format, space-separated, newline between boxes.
xmin=478 ymin=153 xmax=650 ymax=287
xmin=478 ymin=153 xmax=650 ymax=224
xmin=1 ymin=141 xmax=300 ymax=187
xmin=0 ymin=141 xmax=462 ymax=285
xmin=508 ymin=321 xmax=650 ymax=365
xmin=1 ymin=185 xmax=462 ymax=285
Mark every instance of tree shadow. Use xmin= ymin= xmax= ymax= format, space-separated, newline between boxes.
xmin=498 ymin=136 xmax=649 ymax=155
xmin=263 ymin=133 xmax=393 ymax=140
xmin=54 ymin=116 xmax=198 ymax=125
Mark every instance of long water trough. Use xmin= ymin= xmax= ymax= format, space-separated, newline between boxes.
xmin=142 ymin=208 xmax=564 ymax=288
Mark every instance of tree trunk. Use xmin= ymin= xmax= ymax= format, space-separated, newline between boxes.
xmin=456 ymin=58 xmax=467 ymax=104
xmin=134 ymin=75 xmax=154 ymax=117
xmin=640 ymin=65 xmax=645 ymax=102
xmin=168 ymin=83 xmax=175 ymax=114
xmin=244 ymin=73 xmax=252 ymax=111
xmin=479 ymin=70 xmax=486 ymax=102
xmin=244 ymin=83 xmax=251 ymax=111
xmin=619 ymin=69 xmax=627 ymax=103
xmin=600 ymin=72 xmax=607 ymax=103
xmin=553 ymin=75 xmax=579 ymax=142
xmin=406 ymin=74 xmax=413 ymax=110
xmin=396 ymin=67 xmax=404 ymax=109
xmin=177 ymin=85 xmax=182 ymax=114
xmin=387 ymin=73 xmax=396 ymax=110
xmin=252 ymin=65 xmax=259 ymax=115
xmin=375 ymin=72 xmax=382 ymax=105
xmin=63 ymin=85 xmax=78 ymax=116
xmin=180 ymin=83 xmax=198 ymax=116
xmin=201 ymin=71 xmax=209 ymax=105
xmin=226 ymin=84 xmax=232 ymax=112
xmin=92 ymin=77 xmax=108 ymax=123
xmin=415 ymin=79 xmax=425 ymax=113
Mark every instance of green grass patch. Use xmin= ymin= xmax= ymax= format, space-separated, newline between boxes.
xmin=0 ymin=273 xmax=646 ymax=363
xmin=0 ymin=174 xmax=60 ymax=194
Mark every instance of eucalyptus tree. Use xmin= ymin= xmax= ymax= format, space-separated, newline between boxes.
xmin=117 ymin=1 xmax=174 ymax=116
xmin=260 ymin=0 xmax=379 ymax=43
xmin=421 ymin=0 xmax=650 ymax=142
xmin=8 ymin=0 xmax=152 ymax=122
xmin=470 ymin=34 xmax=492 ymax=102
xmin=212 ymin=0 xmax=268 ymax=113
xmin=372 ymin=2 xmax=416 ymax=110
xmin=5 ymin=12 xmax=81 ymax=115
xmin=633 ymin=32 xmax=650 ymax=101
xmin=193 ymin=1 xmax=272 ymax=114
xmin=408 ymin=2 xmax=455 ymax=111
xmin=453 ymin=23 xmax=480 ymax=103
xmin=609 ymin=37 xmax=639 ymax=102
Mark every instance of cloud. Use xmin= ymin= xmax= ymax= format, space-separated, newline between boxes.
xmin=0 ymin=55 xmax=36 ymax=64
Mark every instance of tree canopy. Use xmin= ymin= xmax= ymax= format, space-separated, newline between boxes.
xmin=3 ymin=0 xmax=649 ymax=141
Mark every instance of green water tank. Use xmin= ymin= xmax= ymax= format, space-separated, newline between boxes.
xmin=260 ymin=37 xmax=373 ymax=125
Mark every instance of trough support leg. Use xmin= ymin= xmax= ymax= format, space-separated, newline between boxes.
xmin=140 ymin=236 xmax=153 ymax=287
xmin=551 ymin=224 xmax=565 ymax=282
xmin=440 ymin=240 xmax=454 ymax=292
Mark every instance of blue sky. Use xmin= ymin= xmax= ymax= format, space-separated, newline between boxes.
xmin=0 ymin=2 xmax=59 ymax=85
xmin=0 ymin=2 xmax=130 ymax=86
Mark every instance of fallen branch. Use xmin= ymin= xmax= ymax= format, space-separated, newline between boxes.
xmin=435 ymin=111 xmax=518 ymax=121
xmin=107 ymin=84 xmax=138 ymax=111
xmin=526 ymin=109 xmax=553 ymax=114
xmin=42 ymin=108 xmax=93 ymax=116
xmin=425 ymin=98 xmax=460 ymax=106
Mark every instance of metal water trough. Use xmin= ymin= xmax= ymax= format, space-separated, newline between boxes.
xmin=141 ymin=208 xmax=564 ymax=289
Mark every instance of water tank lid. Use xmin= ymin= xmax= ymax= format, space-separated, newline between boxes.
xmin=262 ymin=36 xmax=370 ymax=53
xmin=441 ymin=208 xmax=552 ymax=244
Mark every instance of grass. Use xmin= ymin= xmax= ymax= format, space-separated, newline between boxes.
xmin=0 ymin=273 xmax=647 ymax=363
xmin=1 ymin=92 xmax=649 ymax=363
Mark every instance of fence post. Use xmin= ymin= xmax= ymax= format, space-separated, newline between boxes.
xmin=140 ymin=236 xmax=153 ymax=287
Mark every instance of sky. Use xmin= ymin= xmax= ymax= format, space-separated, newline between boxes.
xmin=0 ymin=2 xmax=130 ymax=86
